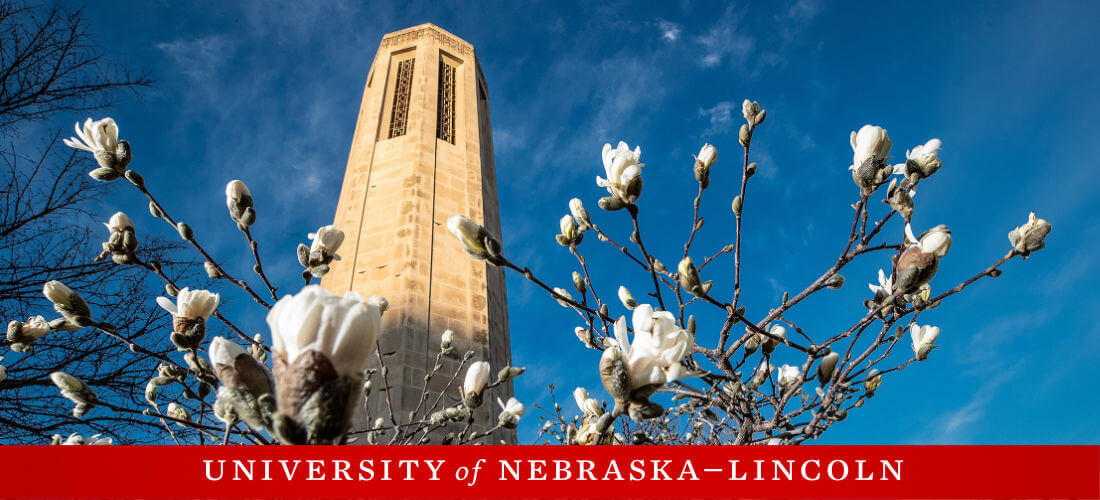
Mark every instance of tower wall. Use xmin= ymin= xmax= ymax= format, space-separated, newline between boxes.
xmin=322 ymin=24 xmax=512 ymax=442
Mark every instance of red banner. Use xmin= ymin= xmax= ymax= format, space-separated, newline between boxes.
xmin=0 ymin=445 xmax=1096 ymax=498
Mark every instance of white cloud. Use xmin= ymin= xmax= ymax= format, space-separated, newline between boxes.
xmin=699 ymin=100 xmax=736 ymax=135
xmin=696 ymin=6 xmax=754 ymax=68
xmin=656 ymin=19 xmax=682 ymax=41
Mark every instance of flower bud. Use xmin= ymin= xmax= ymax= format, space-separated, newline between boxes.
xmin=448 ymin=214 xmax=501 ymax=263
xmin=569 ymin=198 xmax=590 ymax=228
xmin=225 ymin=180 xmax=255 ymax=228
xmin=816 ymin=352 xmax=840 ymax=385
xmin=556 ymin=214 xmax=579 ymax=246
xmin=741 ymin=99 xmax=760 ymax=122
xmin=462 ymin=361 xmax=491 ymax=408
xmin=731 ymin=195 xmax=743 ymax=216
xmin=368 ymin=295 xmax=389 ymax=313
xmin=176 ymin=222 xmax=193 ymax=241
xmin=204 ymin=261 xmax=222 ymax=279
xmin=678 ymin=257 xmax=703 ymax=296
xmin=440 ymin=329 xmax=455 ymax=351
xmin=617 ymin=285 xmax=637 ymax=310
xmin=825 ymin=273 xmax=845 ymax=289
xmin=43 ymin=281 xmax=91 ymax=320
xmin=864 ymin=369 xmax=883 ymax=395
xmin=497 ymin=365 xmax=525 ymax=383
xmin=553 ymin=287 xmax=574 ymax=307
xmin=571 ymin=271 xmax=586 ymax=294
xmin=739 ymin=124 xmax=751 ymax=147
xmin=599 ymin=345 xmax=631 ymax=405
xmin=745 ymin=162 xmax=757 ymax=178
xmin=777 ymin=364 xmax=801 ymax=391
xmin=167 ymin=402 xmax=192 ymax=424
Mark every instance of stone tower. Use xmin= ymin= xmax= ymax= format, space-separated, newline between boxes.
xmin=321 ymin=24 xmax=512 ymax=441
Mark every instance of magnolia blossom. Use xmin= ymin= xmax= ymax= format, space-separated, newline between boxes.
xmin=905 ymin=223 xmax=952 ymax=258
xmin=777 ymin=364 xmax=802 ymax=390
xmin=267 ymin=285 xmax=381 ymax=377
xmin=1008 ymin=211 xmax=1052 ymax=257
xmin=695 ymin=143 xmax=717 ymax=168
xmin=447 ymin=215 xmax=493 ymax=260
xmin=497 ymin=397 xmax=525 ymax=427
xmin=462 ymin=361 xmax=491 ymax=408
xmin=556 ymin=214 xmax=578 ymax=246
xmin=893 ymin=138 xmax=943 ymax=178
xmin=604 ymin=304 xmax=695 ymax=394
xmin=817 ymin=352 xmax=840 ymax=384
xmin=868 ymin=269 xmax=893 ymax=301
xmin=596 ymin=141 xmax=644 ymax=205
xmin=910 ymin=324 xmax=940 ymax=361
xmin=569 ymin=198 xmax=590 ymax=227
xmin=106 ymin=212 xmax=132 ymax=233
xmin=156 ymin=288 xmax=219 ymax=321
xmin=849 ymin=125 xmax=892 ymax=170
xmin=573 ymin=387 xmax=602 ymax=417
xmin=751 ymin=361 xmax=775 ymax=387
xmin=19 ymin=315 xmax=50 ymax=341
xmin=308 ymin=226 xmax=344 ymax=260
xmin=225 ymin=180 xmax=255 ymax=227
xmin=617 ymin=286 xmax=637 ymax=310
xmin=63 ymin=118 xmax=118 ymax=155
xmin=440 ymin=329 xmax=455 ymax=350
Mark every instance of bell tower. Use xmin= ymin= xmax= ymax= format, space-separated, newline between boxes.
xmin=322 ymin=24 xmax=512 ymax=441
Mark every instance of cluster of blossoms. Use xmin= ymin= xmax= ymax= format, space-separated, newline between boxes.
xmin=8 ymin=116 xmax=526 ymax=446
xmin=4 ymin=90 xmax=1053 ymax=447
xmin=447 ymin=97 xmax=1052 ymax=445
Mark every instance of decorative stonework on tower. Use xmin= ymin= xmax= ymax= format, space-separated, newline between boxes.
xmin=321 ymin=24 xmax=512 ymax=440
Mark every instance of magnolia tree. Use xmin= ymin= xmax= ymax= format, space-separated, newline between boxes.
xmin=4 ymin=98 xmax=1051 ymax=445
xmin=449 ymin=100 xmax=1051 ymax=445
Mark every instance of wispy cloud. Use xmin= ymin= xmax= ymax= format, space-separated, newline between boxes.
xmin=156 ymin=36 xmax=235 ymax=84
xmin=656 ymin=19 xmax=682 ymax=41
xmin=699 ymin=100 xmax=737 ymax=135
xmin=696 ymin=6 xmax=754 ymax=68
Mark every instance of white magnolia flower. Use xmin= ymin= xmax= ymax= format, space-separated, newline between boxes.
xmin=596 ymin=141 xmax=644 ymax=204
xmin=156 ymin=288 xmax=219 ymax=321
xmin=1008 ymin=211 xmax=1052 ymax=256
xmin=463 ymin=361 xmax=491 ymax=398
xmin=905 ymin=223 xmax=952 ymax=258
xmin=607 ymin=304 xmax=696 ymax=390
xmin=777 ymin=364 xmax=802 ymax=390
xmin=497 ymin=397 xmax=525 ymax=420
xmin=751 ymin=361 xmax=775 ymax=386
xmin=573 ymin=387 xmax=602 ymax=417
xmin=893 ymin=138 xmax=942 ymax=175
xmin=63 ymin=118 xmax=118 ymax=154
xmin=695 ymin=143 xmax=717 ymax=168
xmin=849 ymin=125 xmax=892 ymax=171
xmin=308 ymin=225 xmax=344 ymax=260
xmin=105 ymin=212 xmax=132 ymax=232
xmin=267 ymin=285 xmax=382 ymax=377
xmin=208 ymin=336 xmax=248 ymax=367
xmin=617 ymin=285 xmax=637 ymax=310
xmin=868 ymin=269 xmax=893 ymax=298
xmin=20 ymin=315 xmax=50 ymax=341
xmin=910 ymin=324 xmax=940 ymax=361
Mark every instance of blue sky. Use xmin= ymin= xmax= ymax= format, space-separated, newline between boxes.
xmin=61 ymin=0 xmax=1099 ymax=444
